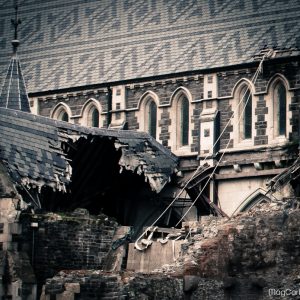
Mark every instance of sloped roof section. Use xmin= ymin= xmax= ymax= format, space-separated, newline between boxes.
xmin=0 ymin=0 xmax=299 ymax=92
xmin=0 ymin=54 xmax=30 ymax=112
xmin=0 ymin=107 xmax=178 ymax=193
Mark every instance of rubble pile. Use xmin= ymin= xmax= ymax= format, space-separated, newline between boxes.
xmin=148 ymin=198 xmax=300 ymax=299
xmin=158 ymin=198 xmax=300 ymax=275
xmin=40 ymin=198 xmax=300 ymax=299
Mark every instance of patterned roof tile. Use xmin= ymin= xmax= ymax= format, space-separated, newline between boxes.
xmin=0 ymin=0 xmax=299 ymax=92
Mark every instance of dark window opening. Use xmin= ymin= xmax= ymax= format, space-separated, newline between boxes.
xmin=148 ymin=101 xmax=157 ymax=139
xmin=91 ymin=108 xmax=99 ymax=127
xmin=207 ymin=75 xmax=213 ymax=83
xmin=276 ymin=83 xmax=286 ymax=136
xmin=242 ymin=89 xmax=252 ymax=139
xmin=180 ymin=97 xmax=189 ymax=146
xmin=61 ymin=112 xmax=69 ymax=122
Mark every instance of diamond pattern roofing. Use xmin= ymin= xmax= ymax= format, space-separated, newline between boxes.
xmin=0 ymin=0 xmax=299 ymax=92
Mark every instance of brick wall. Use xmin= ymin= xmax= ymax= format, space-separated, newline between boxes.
xmin=291 ymin=89 xmax=300 ymax=141
xmin=159 ymin=107 xmax=171 ymax=147
xmin=126 ymin=79 xmax=204 ymax=149
xmin=218 ymin=99 xmax=233 ymax=149
xmin=125 ymin=79 xmax=203 ymax=110
xmin=19 ymin=210 xmax=119 ymax=287
xmin=191 ymin=102 xmax=202 ymax=153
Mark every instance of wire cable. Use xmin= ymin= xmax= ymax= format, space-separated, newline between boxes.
xmin=134 ymin=52 xmax=270 ymax=244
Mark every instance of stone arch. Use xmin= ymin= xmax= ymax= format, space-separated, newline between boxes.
xmin=137 ymin=91 xmax=159 ymax=109
xmin=231 ymin=78 xmax=255 ymax=98
xmin=231 ymin=78 xmax=256 ymax=146
xmin=51 ymin=102 xmax=72 ymax=122
xmin=170 ymin=87 xmax=192 ymax=152
xmin=266 ymin=73 xmax=290 ymax=93
xmin=137 ymin=91 xmax=160 ymax=139
xmin=265 ymin=74 xmax=292 ymax=142
xmin=170 ymin=86 xmax=193 ymax=106
xmin=81 ymin=98 xmax=102 ymax=127
xmin=232 ymin=188 xmax=276 ymax=216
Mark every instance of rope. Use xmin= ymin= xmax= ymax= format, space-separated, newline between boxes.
xmin=175 ymin=51 xmax=271 ymax=226
xmin=175 ymin=85 xmax=254 ymax=226
xmin=134 ymin=52 xmax=270 ymax=243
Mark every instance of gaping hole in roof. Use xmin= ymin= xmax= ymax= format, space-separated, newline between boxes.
xmin=36 ymin=135 xmax=181 ymax=237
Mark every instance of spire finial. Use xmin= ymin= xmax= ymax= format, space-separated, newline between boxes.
xmin=11 ymin=1 xmax=21 ymax=53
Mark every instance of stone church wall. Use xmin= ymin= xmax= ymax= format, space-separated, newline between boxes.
xmin=19 ymin=209 xmax=119 ymax=289
xmin=37 ymin=89 xmax=109 ymax=127
xmin=34 ymin=60 xmax=300 ymax=157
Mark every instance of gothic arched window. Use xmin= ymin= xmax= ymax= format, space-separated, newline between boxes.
xmin=147 ymin=100 xmax=157 ymax=138
xmin=240 ymin=86 xmax=252 ymax=140
xmin=178 ymin=96 xmax=189 ymax=146
xmin=274 ymin=82 xmax=286 ymax=136
xmin=60 ymin=111 xmax=69 ymax=122
xmin=51 ymin=103 xmax=72 ymax=123
xmin=92 ymin=108 xmax=99 ymax=127
xmin=87 ymin=106 xmax=100 ymax=127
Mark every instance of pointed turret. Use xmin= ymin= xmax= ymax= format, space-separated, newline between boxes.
xmin=0 ymin=3 xmax=30 ymax=112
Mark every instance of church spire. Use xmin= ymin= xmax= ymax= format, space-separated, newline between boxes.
xmin=0 ymin=2 xmax=30 ymax=112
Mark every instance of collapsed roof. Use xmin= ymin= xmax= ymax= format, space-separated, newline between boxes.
xmin=267 ymin=156 xmax=300 ymax=193
xmin=0 ymin=0 xmax=299 ymax=92
xmin=0 ymin=107 xmax=178 ymax=195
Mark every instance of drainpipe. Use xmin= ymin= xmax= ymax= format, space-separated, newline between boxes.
xmin=106 ymin=86 xmax=112 ymax=128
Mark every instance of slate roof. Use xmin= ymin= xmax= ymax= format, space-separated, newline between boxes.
xmin=0 ymin=107 xmax=178 ymax=193
xmin=0 ymin=0 xmax=299 ymax=93
xmin=0 ymin=53 xmax=30 ymax=112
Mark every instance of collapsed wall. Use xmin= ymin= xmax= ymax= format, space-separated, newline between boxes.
xmin=41 ymin=272 xmax=183 ymax=300
xmin=18 ymin=209 xmax=120 ymax=287
xmin=160 ymin=199 xmax=300 ymax=299
xmin=39 ymin=198 xmax=300 ymax=300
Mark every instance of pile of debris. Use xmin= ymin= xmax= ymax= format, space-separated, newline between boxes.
xmin=156 ymin=197 xmax=300 ymax=275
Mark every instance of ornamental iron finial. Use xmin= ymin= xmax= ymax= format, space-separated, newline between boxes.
xmin=11 ymin=1 xmax=21 ymax=53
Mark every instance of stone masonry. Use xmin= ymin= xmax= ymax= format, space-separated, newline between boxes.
xmin=19 ymin=209 xmax=119 ymax=292
xmin=40 ymin=198 xmax=300 ymax=299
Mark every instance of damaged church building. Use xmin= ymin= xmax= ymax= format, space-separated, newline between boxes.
xmin=0 ymin=0 xmax=300 ymax=299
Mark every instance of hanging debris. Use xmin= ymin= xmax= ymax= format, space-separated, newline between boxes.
xmin=0 ymin=108 xmax=178 ymax=208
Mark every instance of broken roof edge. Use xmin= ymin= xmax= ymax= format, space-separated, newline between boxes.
xmin=0 ymin=107 xmax=177 ymax=161
xmin=267 ymin=156 xmax=300 ymax=192
xmin=0 ymin=107 xmax=178 ymax=194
